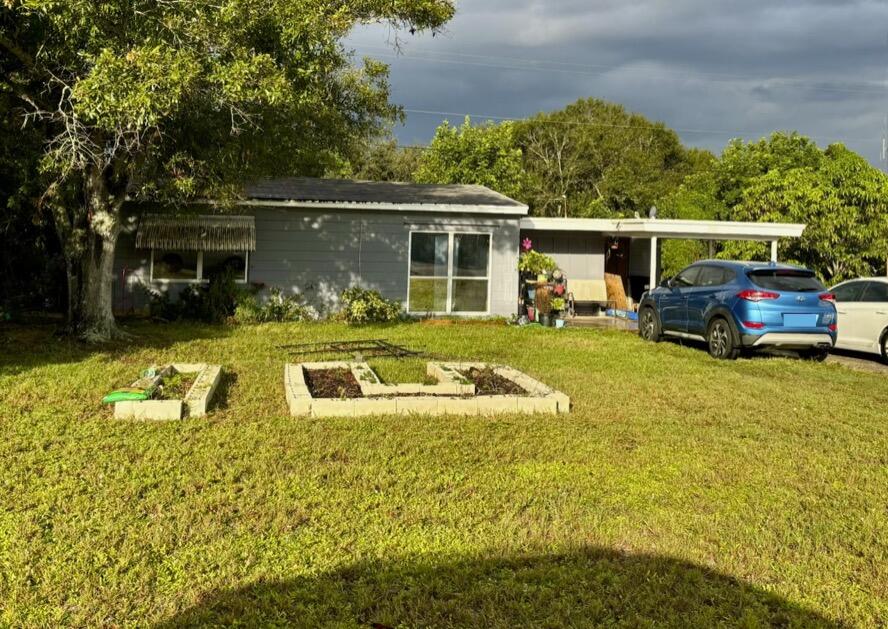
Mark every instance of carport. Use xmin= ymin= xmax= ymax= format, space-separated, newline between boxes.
xmin=520 ymin=217 xmax=806 ymax=303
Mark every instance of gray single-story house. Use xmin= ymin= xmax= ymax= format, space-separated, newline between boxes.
xmin=113 ymin=177 xmax=806 ymax=317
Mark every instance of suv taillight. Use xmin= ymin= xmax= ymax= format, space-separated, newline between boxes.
xmin=819 ymin=293 xmax=836 ymax=302
xmin=737 ymin=289 xmax=779 ymax=302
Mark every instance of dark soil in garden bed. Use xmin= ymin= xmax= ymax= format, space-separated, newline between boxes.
xmin=159 ymin=372 xmax=197 ymax=400
xmin=304 ymin=368 xmax=364 ymax=399
xmin=461 ymin=367 xmax=527 ymax=396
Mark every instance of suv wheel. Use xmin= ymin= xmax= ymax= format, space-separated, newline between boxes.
xmin=707 ymin=318 xmax=739 ymax=360
xmin=639 ymin=307 xmax=662 ymax=342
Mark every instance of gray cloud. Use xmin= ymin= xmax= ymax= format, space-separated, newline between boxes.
xmin=348 ymin=0 xmax=888 ymax=165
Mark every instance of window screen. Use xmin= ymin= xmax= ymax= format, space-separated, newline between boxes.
xmin=408 ymin=232 xmax=491 ymax=313
xmin=452 ymin=234 xmax=490 ymax=312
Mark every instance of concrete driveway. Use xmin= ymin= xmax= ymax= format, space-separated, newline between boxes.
xmin=825 ymin=349 xmax=888 ymax=375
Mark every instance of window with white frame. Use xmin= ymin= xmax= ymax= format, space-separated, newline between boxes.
xmin=408 ymin=231 xmax=491 ymax=313
xmin=150 ymin=250 xmax=249 ymax=283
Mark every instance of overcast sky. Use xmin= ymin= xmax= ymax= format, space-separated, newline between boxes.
xmin=348 ymin=0 xmax=888 ymax=166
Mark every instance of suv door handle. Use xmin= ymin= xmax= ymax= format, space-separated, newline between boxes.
xmin=877 ymin=311 xmax=888 ymax=315
xmin=837 ymin=310 xmax=848 ymax=314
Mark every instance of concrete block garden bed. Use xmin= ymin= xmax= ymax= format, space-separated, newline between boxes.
xmin=284 ymin=361 xmax=569 ymax=418
xmin=113 ymin=363 xmax=222 ymax=420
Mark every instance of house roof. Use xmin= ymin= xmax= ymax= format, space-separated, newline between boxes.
xmin=241 ymin=177 xmax=528 ymax=215
xmin=520 ymin=217 xmax=805 ymax=241
xmin=136 ymin=214 xmax=256 ymax=251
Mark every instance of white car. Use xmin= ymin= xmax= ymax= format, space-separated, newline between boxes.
xmin=830 ymin=277 xmax=888 ymax=361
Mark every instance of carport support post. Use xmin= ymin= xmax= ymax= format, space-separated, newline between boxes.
xmin=649 ymin=236 xmax=659 ymax=290
xmin=770 ymin=240 xmax=779 ymax=262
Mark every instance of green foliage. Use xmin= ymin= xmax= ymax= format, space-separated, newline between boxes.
xmin=338 ymin=287 xmax=402 ymax=324
xmin=415 ymin=117 xmax=526 ymax=200
xmin=332 ymin=138 xmax=424 ymax=182
xmin=2 ymin=0 xmax=455 ymax=194
xmin=517 ymin=98 xmax=704 ymax=217
xmin=683 ymin=133 xmax=888 ymax=282
xmin=237 ymin=288 xmax=312 ymax=323
xmin=660 ymin=240 xmax=708 ymax=280
xmin=146 ymin=270 xmax=246 ymax=323
xmin=656 ymin=168 xmax=725 ymax=276
xmin=518 ymin=250 xmax=558 ymax=276
xmin=232 ymin=294 xmax=263 ymax=324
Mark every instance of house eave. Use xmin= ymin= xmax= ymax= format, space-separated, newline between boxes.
xmin=520 ymin=217 xmax=805 ymax=241
xmin=194 ymin=198 xmax=529 ymax=216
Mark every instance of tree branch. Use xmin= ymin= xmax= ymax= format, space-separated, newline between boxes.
xmin=0 ymin=32 xmax=35 ymax=69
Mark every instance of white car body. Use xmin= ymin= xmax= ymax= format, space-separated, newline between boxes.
xmin=830 ymin=277 xmax=888 ymax=359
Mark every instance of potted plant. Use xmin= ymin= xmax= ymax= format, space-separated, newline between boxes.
xmin=518 ymin=248 xmax=557 ymax=282
xmin=551 ymin=296 xmax=566 ymax=327
xmin=535 ymin=285 xmax=554 ymax=327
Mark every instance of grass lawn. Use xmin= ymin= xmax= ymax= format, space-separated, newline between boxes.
xmin=1 ymin=320 xmax=886 ymax=627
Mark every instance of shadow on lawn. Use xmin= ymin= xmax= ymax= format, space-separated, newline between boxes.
xmin=155 ymin=547 xmax=842 ymax=628
xmin=0 ymin=321 xmax=233 ymax=376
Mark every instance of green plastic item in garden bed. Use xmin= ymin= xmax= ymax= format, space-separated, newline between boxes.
xmin=101 ymin=387 xmax=155 ymax=404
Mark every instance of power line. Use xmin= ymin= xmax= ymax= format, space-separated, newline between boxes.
xmin=401 ymin=107 xmax=876 ymax=143
xmin=352 ymin=43 xmax=888 ymax=97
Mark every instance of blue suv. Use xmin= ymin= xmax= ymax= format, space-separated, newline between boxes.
xmin=638 ymin=260 xmax=837 ymax=360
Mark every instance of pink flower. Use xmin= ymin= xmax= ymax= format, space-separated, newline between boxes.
xmin=521 ymin=237 xmax=533 ymax=252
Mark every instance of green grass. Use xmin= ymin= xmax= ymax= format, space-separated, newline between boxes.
xmin=1 ymin=321 xmax=886 ymax=627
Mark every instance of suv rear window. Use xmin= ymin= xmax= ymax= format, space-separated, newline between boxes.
xmin=747 ymin=269 xmax=825 ymax=292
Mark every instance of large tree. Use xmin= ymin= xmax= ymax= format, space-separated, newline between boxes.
xmin=516 ymin=98 xmax=700 ymax=217
xmin=0 ymin=0 xmax=452 ymax=340
xmin=717 ymin=138 xmax=888 ymax=282
xmin=659 ymin=133 xmax=888 ymax=282
xmin=332 ymin=137 xmax=424 ymax=183
xmin=414 ymin=117 xmax=525 ymax=200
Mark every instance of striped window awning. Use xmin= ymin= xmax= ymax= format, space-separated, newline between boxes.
xmin=135 ymin=214 xmax=256 ymax=252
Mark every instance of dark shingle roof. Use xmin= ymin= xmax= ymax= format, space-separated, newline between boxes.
xmin=244 ymin=177 xmax=527 ymax=212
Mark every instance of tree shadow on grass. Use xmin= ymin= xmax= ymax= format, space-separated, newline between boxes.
xmin=155 ymin=547 xmax=843 ymax=628
xmin=0 ymin=321 xmax=233 ymax=376
xmin=210 ymin=370 xmax=238 ymax=411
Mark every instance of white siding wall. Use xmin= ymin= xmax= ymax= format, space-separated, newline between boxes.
xmin=114 ymin=207 xmax=521 ymax=317
xmin=522 ymin=230 xmax=605 ymax=280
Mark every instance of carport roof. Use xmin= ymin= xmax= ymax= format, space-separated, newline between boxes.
xmin=520 ymin=217 xmax=805 ymax=241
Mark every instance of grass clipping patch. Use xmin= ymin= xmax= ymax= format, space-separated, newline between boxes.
xmin=304 ymin=368 xmax=363 ymax=399
xmin=461 ymin=367 xmax=527 ymax=396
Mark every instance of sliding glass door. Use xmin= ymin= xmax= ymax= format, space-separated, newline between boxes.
xmin=409 ymin=231 xmax=491 ymax=314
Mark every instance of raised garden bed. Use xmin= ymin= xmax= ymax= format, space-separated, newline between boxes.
xmin=112 ymin=363 xmax=222 ymax=420
xmin=461 ymin=367 xmax=527 ymax=396
xmin=285 ymin=361 xmax=569 ymax=418
xmin=304 ymin=368 xmax=363 ymax=399
xmin=159 ymin=372 xmax=198 ymax=400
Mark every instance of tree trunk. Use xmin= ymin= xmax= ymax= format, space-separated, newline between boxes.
xmin=78 ymin=227 xmax=120 ymax=342
xmin=76 ymin=166 xmax=125 ymax=343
